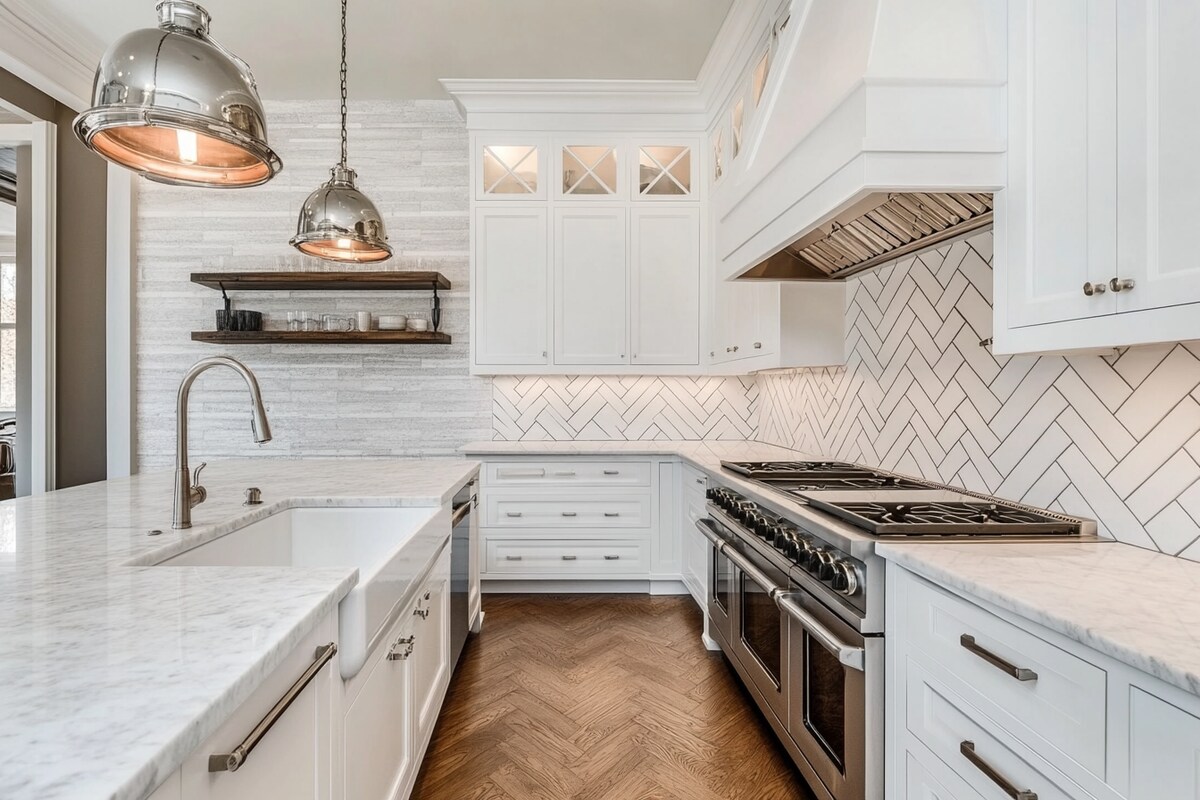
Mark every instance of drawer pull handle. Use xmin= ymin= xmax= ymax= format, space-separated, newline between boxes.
xmin=603 ymin=470 xmax=620 ymax=475
xmin=959 ymin=634 xmax=1038 ymax=682
xmin=553 ymin=471 xmax=577 ymax=477
xmin=561 ymin=512 xmax=577 ymax=517
xmin=505 ymin=555 xmax=522 ymax=561
xmin=506 ymin=512 xmax=523 ymax=518
xmin=604 ymin=555 xmax=620 ymax=560
xmin=497 ymin=469 xmax=546 ymax=478
xmin=387 ymin=635 xmax=415 ymax=662
xmin=562 ymin=555 xmax=577 ymax=561
xmin=209 ymin=642 xmax=337 ymax=772
xmin=695 ymin=477 xmax=704 ymax=484
xmin=604 ymin=512 xmax=620 ymax=517
xmin=960 ymin=741 xmax=1038 ymax=800
xmin=414 ymin=607 xmax=430 ymax=619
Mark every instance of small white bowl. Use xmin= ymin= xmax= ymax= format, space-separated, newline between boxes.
xmin=378 ymin=315 xmax=407 ymax=331
xmin=407 ymin=319 xmax=429 ymax=332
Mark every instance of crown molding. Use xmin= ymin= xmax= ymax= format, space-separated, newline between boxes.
xmin=0 ymin=0 xmax=101 ymax=111
xmin=695 ymin=0 xmax=778 ymax=121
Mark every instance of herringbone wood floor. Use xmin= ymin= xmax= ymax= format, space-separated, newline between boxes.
xmin=411 ymin=595 xmax=812 ymax=800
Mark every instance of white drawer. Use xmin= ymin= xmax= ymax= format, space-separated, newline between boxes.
xmin=484 ymin=538 xmax=647 ymax=575
xmin=682 ymin=463 xmax=708 ymax=493
xmin=905 ymin=660 xmax=1095 ymax=800
xmin=901 ymin=573 xmax=1106 ymax=775
xmin=485 ymin=493 xmax=651 ymax=528
xmin=904 ymin=749 xmax=983 ymax=800
xmin=485 ymin=460 xmax=652 ymax=487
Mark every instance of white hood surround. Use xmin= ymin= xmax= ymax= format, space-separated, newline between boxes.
xmin=710 ymin=0 xmax=1008 ymax=282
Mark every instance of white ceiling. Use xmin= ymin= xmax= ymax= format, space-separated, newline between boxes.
xmin=39 ymin=0 xmax=733 ymax=100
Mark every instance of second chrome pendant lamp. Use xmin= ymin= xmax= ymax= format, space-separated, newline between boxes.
xmin=291 ymin=0 xmax=392 ymax=263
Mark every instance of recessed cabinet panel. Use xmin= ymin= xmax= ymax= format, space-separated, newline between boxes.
xmin=554 ymin=209 xmax=628 ymax=364
xmin=474 ymin=208 xmax=549 ymax=365
xmin=631 ymin=208 xmax=699 ymax=365
xmin=344 ymin=618 xmax=413 ymax=800
xmin=1116 ymin=0 xmax=1200 ymax=313
xmin=1129 ymin=688 xmax=1200 ymax=799
xmin=1006 ymin=0 xmax=1117 ymax=328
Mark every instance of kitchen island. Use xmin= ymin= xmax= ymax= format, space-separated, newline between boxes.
xmin=0 ymin=459 xmax=478 ymax=800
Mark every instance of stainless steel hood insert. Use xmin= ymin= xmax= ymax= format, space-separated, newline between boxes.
xmin=739 ymin=191 xmax=994 ymax=281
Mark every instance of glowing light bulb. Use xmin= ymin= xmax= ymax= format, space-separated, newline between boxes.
xmin=176 ymin=129 xmax=198 ymax=165
xmin=337 ymin=238 xmax=352 ymax=249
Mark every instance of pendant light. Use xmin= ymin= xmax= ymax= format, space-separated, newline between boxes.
xmin=73 ymin=1 xmax=281 ymax=188
xmin=290 ymin=0 xmax=392 ymax=263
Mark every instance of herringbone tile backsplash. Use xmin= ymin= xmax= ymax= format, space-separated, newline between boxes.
xmin=492 ymin=376 xmax=759 ymax=441
xmin=757 ymin=230 xmax=1200 ymax=558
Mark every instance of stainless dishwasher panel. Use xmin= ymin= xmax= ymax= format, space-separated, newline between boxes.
xmin=450 ymin=481 xmax=474 ymax=671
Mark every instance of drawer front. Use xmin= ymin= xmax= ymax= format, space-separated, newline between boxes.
xmin=485 ymin=461 xmax=652 ymax=487
xmin=905 ymin=661 xmax=1094 ymax=800
xmin=485 ymin=494 xmax=651 ymax=528
xmin=905 ymin=749 xmax=983 ymax=800
xmin=682 ymin=463 xmax=708 ymax=494
xmin=902 ymin=574 xmax=1106 ymax=774
xmin=484 ymin=538 xmax=647 ymax=575
xmin=1129 ymin=688 xmax=1200 ymax=800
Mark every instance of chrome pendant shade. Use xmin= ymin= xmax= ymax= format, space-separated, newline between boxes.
xmin=290 ymin=0 xmax=392 ymax=263
xmin=73 ymin=1 xmax=281 ymax=188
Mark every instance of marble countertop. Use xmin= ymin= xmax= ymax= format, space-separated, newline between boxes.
xmin=878 ymin=541 xmax=1200 ymax=697
xmin=0 ymin=458 xmax=478 ymax=800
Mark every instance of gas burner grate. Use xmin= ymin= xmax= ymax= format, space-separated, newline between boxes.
xmin=809 ymin=499 xmax=1081 ymax=536
xmin=769 ymin=475 xmax=930 ymax=492
xmin=721 ymin=460 xmax=874 ymax=479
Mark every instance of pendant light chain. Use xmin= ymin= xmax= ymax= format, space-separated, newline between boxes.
xmin=339 ymin=0 xmax=349 ymax=168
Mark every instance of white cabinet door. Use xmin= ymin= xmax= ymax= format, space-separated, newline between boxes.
xmin=1116 ymin=0 xmax=1200 ymax=313
xmin=412 ymin=547 xmax=451 ymax=741
xmin=630 ymin=207 xmax=699 ymax=365
xmin=343 ymin=620 xmax=415 ymax=800
xmin=474 ymin=207 xmax=549 ymax=366
xmin=710 ymin=278 xmax=754 ymax=363
xmin=1129 ymin=688 xmax=1200 ymax=799
xmin=1005 ymin=0 xmax=1117 ymax=327
xmin=554 ymin=208 xmax=628 ymax=364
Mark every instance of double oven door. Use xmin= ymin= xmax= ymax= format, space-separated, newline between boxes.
xmin=698 ymin=514 xmax=879 ymax=800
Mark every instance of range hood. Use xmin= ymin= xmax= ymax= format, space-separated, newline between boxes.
xmin=713 ymin=0 xmax=1007 ymax=283
xmin=738 ymin=191 xmax=994 ymax=281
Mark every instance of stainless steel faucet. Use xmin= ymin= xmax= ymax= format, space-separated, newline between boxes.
xmin=173 ymin=356 xmax=272 ymax=529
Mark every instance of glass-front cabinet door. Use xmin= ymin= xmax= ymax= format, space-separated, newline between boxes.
xmin=476 ymin=137 xmax=547 ymax=200
xmin=557 ymin=143 xmax=621 ymax=199
xmin=635 ymin=141 xmax=698 ymax=200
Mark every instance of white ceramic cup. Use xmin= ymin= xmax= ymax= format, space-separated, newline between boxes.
xmin=355 ymin=311 xmax=372 ymax=331
xmin=407 ymin=318 xmax=428 ymax=332
xmin=378 ymin=315 xmax=407 ymax=330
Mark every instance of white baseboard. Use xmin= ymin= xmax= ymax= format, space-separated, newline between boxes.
xmin=701 ymin=632 xmax=721 ymax=651
xmin=483 ymin=579 xmax=657 ymax=594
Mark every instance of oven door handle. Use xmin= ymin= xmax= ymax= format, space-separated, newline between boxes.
xmin=695 ymin=517 xmax=729 ymax=552
xmin=721 ymin=544 xmax=785 ymax=596
xmin=776 ymin=592 xmax=866 ymax=672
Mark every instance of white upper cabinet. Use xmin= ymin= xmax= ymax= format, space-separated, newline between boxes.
xmin=631 ymin=207 xmax=700 ymax=365
xmin=476 ymin=137 xmax=547 ymax=200
xmin=473 ymin=207 xmax=550 ymax=366
xmin=555 ymin=208 xmax=629 ymax=364
xmin=635 ymin=144 xmax=695 ymax=200
xmin=997 ymin=0 xmax=1200 ymax=353
xmin=1115 ymin=0 xmax=1200 ymax=314
xmin=558 ymin=142 xmax=622 ymax=199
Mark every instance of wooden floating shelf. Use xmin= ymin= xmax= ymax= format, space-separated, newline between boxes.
xmin=191 ymin=330 xmax=452 ymax=345
xmin=190 ymin=271 xmax=451 ymax=292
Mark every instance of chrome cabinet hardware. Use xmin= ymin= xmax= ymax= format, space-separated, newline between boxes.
xmin=959 ymin=634 xmax=1038 ymax=681
xmin=553 ymin=470 xmax=576 ymax=477
xmin=960 ymin=741 xmax=1038 ymax=800
xmin=726 ymin=346 xmax=733 ymax=352
xmin=424 ymin=591 xmax=431 ymax=600
xmin=695 ymin=477 xmax=704 ymax=484
xmin=1109 ymin=277 xmax=1135 ymax=293
xmin=505 ymin=512 xmax=523 ymax=518
xmin=387 ymin=635 xmax=415 ymax=662
xmin=208 ymin=642 xmax=337 ymax=772
xmin=603 ymin=469 xmax=620 ymax=475
xmin=604 ymin=555 xmax=620 ymax=560
xmin=1082 ymin=281 xmax=1107 ymax=296
xmin=776 ymin=593 xmax=866 ymax=671
xmin=753 ymin=341 xmax=762 ymax=349
xmin=732 ymin=345 xmax=740 ymax=352
xmin=561 ymin=511 xmax=577 ymax=517
xmin=604 ymin=512 xmax=620 ymax=517
xmin=504 ymin=555 xmax=522 ymax=561
xmin=497 ymin=468 xmax=545 ymax=478
xmin=561 ymin=555 xmax=577 ymax=560
xmin=414 ymin=607 xmax=430 ymax=619
xmin=243 ymin=487 xmax=262 ymax=505
xmin=541 ymin=350 xmax=547 ymax=357
xmin=722 ymin=545 xmax=782 ymax=598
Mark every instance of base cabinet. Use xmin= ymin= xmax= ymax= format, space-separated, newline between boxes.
xmin=343 ymin=616 xmax=415 ymax=800
xmin=887 ymin=564 xmax=1200 ymax=800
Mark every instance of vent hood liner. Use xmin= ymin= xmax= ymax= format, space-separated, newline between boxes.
xmin=739 ymin=191 xmax=994 ymax=281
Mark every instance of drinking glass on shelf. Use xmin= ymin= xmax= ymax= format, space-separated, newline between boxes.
xmin=321 ymin=314 xmax=353 ymax=332
xmin=287 ymin=311 xmax=307 ymax=332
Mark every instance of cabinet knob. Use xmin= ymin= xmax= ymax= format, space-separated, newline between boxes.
xmin=1082 ymin=281 xmax=1107 ymax=296
xmin=541 ymin=350 xmax=547 ymax=357
xmin=753 ymin=342 xmax=762 ymax=349
xmin=733 ymin=345 xmax=739 ymax=352
xmin=726 ymin=346 xmax=733 ymax=352
xmin=1109 ymin=277 xmax=1135 ymax=293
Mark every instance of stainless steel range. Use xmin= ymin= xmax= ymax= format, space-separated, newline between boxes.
xmin=696 ymin=459 xmax=1100 ymax=800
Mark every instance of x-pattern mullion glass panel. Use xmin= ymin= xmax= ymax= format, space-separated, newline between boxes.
xmin=712 ymin=130 xmax=724 ymax=181
xmin=0 ymin=262 xmax=15 ymax=412
xmin=482 ymin=145 xmax=539 ymax=195
xmin=731 ymin=99 xmax=745 ymax=158
xmin=638 ymin=146 xmax=691 ymax=196
xmin=752 ymin=50 xmax=770 ymax=107
xmin=562 ymin=145 xmax=617 ymax=195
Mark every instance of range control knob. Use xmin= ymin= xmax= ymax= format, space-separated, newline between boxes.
xmin=799 ymin=544 xmax=822 ymax=571
xmin=830 ymin=561 xmax=861 ymax=596
xmin=705 ymin=487 xmax=717 ymax=502
xmin=815 ymin=551 xmax=838 ymax=581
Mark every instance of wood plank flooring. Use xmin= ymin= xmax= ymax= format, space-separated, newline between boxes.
xmin=412 ymin=594 xmax=813 ymax=800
